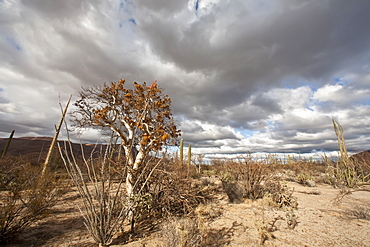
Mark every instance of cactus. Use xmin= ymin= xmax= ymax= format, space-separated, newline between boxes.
xmin=42 ymin=95 xmax=72 ymax=176
xmin=287 ymin=155 xmax=292 ymax=164
xmin=187 ymin=144 xmax=192 ymax=167
xmin=1 ymin=130 xmax=15 ymax=158
xmin=179 ymin=138 xmax=184 ymax=165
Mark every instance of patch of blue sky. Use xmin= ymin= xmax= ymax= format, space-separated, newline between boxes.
xmin=266 ymin=120 xmax=279 ymax=131
xmin=333 ymin=77 xmax=349 ymax=85
xmin=129 ymin=18 xmax=136 ymax=25
xmin=308 ymin=97 xmax=318 ymax=107
xmin=305 ymin=106 xmax=314 ymax=112
xmin=194 ymin=0 xmax=199 ymax=11
xmin=118 ymin=0 xmax=136 ymax=29
xmin=119 ymin=0 xmax=134 ymax=16
xmin=237 ymin=128 xmax=255 ymax=138
xmin=6 ymin=37 xmax=21 ymax=51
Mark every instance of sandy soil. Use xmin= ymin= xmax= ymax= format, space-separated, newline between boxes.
xmin=6 ymin=182 xmax=370 ymax=247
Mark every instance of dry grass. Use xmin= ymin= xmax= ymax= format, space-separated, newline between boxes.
xmin=345 ymin=206 xmax=370 ymax=220
xmin=0 ymin=155 xmax=68 ymax=244
xmin=326 ymin=119 xmax=370 ymax=188
xmin=217 ymin=156 xmax=271 ymax=202
xmin=0 ymin=144 xmax=369 ymax=246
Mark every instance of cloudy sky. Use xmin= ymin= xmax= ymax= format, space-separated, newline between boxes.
xmin=1 ymin=0 xmax=370 ymax=160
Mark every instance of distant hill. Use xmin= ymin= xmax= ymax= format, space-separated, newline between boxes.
xmin=0 ymin=137 xmax=113 ymax=164
xmin=351 ymin=150 xmax=370 ymax=164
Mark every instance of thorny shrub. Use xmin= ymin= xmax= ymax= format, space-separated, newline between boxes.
xmin=134 ymin=156 xmax=218 ymax=228
xmin=0 ymin=155 xmax=68 ymax=243
xmin=160 ymin=217 xmax=203 ymax=247
xmin=326 ymin=119 xmax=370 ymax=188
xmin=160 ymin=204 xmax=224 ymax=247
xmin=278 ymin=160 xmax=326 ymax=178
xmin=296 ymin=172 xmax=315 ymax=187
xmin=345 ymin=206 xmax=370 ymax=221
xmin=217 ymin=156 xmax=272 ymax=202
xmin=263 ymin=181 xmax=298 ymax=209
xmin=212 ymin=156 xmax=299 ymax=210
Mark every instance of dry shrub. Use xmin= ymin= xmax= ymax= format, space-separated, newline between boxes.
xmin=132 ymin=156 xmax=218 ymax=234
xmin=285 ymin=209 xmax=299 ymax=229
xmin=218 ymin=156 xmax=272 ymax=202
xmin=255 ymin=209 xmax=299 ymax=245
xmin=195 ymin=204 xmax=223 ymax=230
xmin=296 ymin=173 xmax=316 ymax=187
xmin=160 ymin=217 xmax=203 ymax=247
xmin=160 ymin=204 xmax=224 ymax=247
xmin=326 ymin=119 xmax=370 ymax=188
xmin=278 ymin=159 xmax=326 ymax=182
xmin=255 ymin=215 xmax=281 ymax=245
xmin=59 ymin=141 xmax=132 ymax=246
xmin=263 ymin=181 xmax=298 ymax=209
xmin=0 ymin=155 xmax=67 ymax=243
xmin=325 ymin=158 xmax=369 ymax=188
xmin=345 ymin=206 xmax=370 ymax=220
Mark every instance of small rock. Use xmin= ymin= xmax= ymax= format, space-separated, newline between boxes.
xmin=306 ymin=179 xmax=316 ymax=187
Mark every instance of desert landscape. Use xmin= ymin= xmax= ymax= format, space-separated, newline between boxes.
xmin=2 ymin=2 xmax=370 ymax=246
xmin=12 ymin=178 xmax=370 ymax=247
xmin=0 ymin=137 xmax=369 ymax=247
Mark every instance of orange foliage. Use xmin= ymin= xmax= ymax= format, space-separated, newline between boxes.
xmin=71 ymin=79 xmax=181 ymax=153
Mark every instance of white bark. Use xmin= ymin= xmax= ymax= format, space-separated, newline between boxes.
xmin=133 ymin=148 xmax=145 ymax=170
xmin=123 ymin=145 xmax=134 ymax=166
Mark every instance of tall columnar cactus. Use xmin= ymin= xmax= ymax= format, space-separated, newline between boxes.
xmin=1 ymin=130 xmax=15 ymax=158
xmin=187 ymin=144 xmax=192 ymax=167
xmin=179 ymin=138 xmax=184 ymax=165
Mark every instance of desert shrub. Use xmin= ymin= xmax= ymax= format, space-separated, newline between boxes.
xmin=255 ymin=214 xmax=281 ymax=245
xmin=296 ymin=173 xmax=315 ymax=187
xmin=160 ymin=217 xmax=203 ymax=247
xmin=279 ymin=159 xmax=326 ymax=178
xmin=219 ymin=157 xmax=272 ymax=202
xmin=160 ymin=204 xmax=224 ymax=247
xmin=345 ymin=206 xmax=370 ymax=220
xmin=255 ymin=209 xmax=299 ymax=245
xmin=325 ymin=158 xmax=369 ymax=188
xmin=136 ymin=158 xmax=217 ymax=223
xmin=201 ymin=165 xmax=217 ymax=178
xmin=263 ymin=181 xmax=298 ymax=209
xmin=0 ymin=155 xmax=66 ymax=243
xmin=59 ymin=140 xmax=132 ymax=246
xmin=326 ymin=119 xmax=370 ymax=188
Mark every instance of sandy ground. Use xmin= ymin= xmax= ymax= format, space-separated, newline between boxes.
xmin=6 ymin=182 xmax=370 ymax=247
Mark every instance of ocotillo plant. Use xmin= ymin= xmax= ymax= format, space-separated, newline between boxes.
xmin=179 ymin=138 xmax=184 ymax=165
xmin=0 ymin=130 xmax=15 ymax=159
xmin=42 ymin=95 xmax=72 ymax=176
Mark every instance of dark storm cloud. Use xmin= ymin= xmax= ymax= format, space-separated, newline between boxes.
xmin=135 ymin=0 xmax=370 ymax=127
xmin=0 ymin=0 xmax=369 ymax=158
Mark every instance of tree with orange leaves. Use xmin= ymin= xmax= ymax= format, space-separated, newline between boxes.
xmin=70 ymin=79 xmax=181 ymax=196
